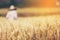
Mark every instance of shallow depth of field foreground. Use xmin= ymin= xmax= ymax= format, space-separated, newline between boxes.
xmin=0 ymin=15 xmax=60 ymax=40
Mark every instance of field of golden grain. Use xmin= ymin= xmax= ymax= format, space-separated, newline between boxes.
xmin=0 ymin=7 xmax=60 ymax=14
xmin=0 ymin=14 xmax=60 ymax=40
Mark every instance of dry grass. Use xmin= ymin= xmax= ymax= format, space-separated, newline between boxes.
xmin=0 ymin=15 xmax=60 ymax=40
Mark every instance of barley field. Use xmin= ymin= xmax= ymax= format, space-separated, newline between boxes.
xmin=0 ymin=14 xmax=60 ymax=40
xmin=0 ymin=7 xmax=60 ymax=40
xmin=0 ymin=7 xmax=60 ymax=14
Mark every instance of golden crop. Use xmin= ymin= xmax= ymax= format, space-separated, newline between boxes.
xmin=0 ymin=7 xmax=60 ymax=14
xmin=0 ymin=15 xmax=60 ymax=40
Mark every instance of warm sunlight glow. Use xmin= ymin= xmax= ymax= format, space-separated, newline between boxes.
xmin=32 ymin=0 xmax=57 ymax=7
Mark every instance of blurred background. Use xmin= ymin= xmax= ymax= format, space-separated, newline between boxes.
xmin=0 ymin=0 xmax=60 ymax=17
xmin=0 ymin=0 xmax=60 ymax=8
